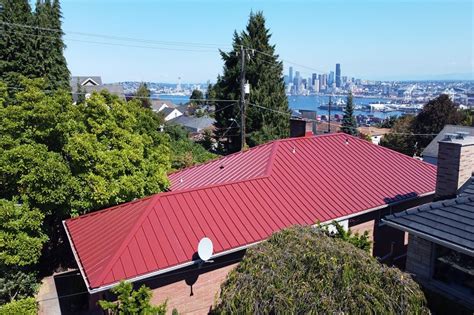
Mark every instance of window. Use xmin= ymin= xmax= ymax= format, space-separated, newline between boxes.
xmin=433 ymin=244 xmax=474 ymax=297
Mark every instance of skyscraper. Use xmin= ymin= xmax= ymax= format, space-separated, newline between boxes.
xmin=312 ymin=73 xmax=318 ymax=86
xmin=328 ymin=71 xmax=335 ymax=86
xmin=336 ymin=63 xmax=341 ymax=88
xmin=289 ymin=67 xmax=294 ymax=84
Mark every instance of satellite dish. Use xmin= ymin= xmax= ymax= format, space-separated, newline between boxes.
xmin=197 ymin=237 xmax=213 ymax=261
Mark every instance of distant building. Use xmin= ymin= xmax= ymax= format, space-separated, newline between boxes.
xmin=328 ymin=71 xmax=335 ymax=86
xmin=169 ymin=115 xmax=216 ymax=133
xmin=336 ymin=63 xmax=341 ymax=88
xmin=314 ymin=79 xmax=320 ymax=93
xmin=150 ymin=99 xmax=177 ymax=113
xmin=289 ymin=67 xmax=293 ymax=84
xmin=70 ymin=76 xmax=125 ymax=103
xmin=160 ymin=107 xmax=183 ymax=121
xmin=312 ymin=73 xmax=318 ymax=86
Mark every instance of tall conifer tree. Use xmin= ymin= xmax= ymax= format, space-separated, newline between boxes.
xmin=213 ymin=11 xmax=289 ymax=153
xmin=341 ymin=92 xmax=358 ymax=135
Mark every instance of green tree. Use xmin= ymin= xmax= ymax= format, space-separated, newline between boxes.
xmin=413 ymin=94 xmax=463 ymax=150
xmin=212 ymin=226 xmax=428 ymax=314
xmin=213 ymin=11 xmax=289 ymax=153
xmin=380 ymin=115 xmax=417 ymax=156
xmin=0 ymin=200 xmax=47 ymax=303
xmin=0 ymin=0 xmax=69 ymax=97
xmin=321 ymin=221 xmax=371 ymax=252
xmin=136 ymin=82 xmax=152 ymax=108
xmin=189 ymin=89 xmax=204 ymax=106
xmin=98 ymin=281 xmax=166 ymax=315
xmin=340 ymin=92 xmax=358 ymax=136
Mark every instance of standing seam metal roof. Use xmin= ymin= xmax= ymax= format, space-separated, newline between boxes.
xmin=65 ymin=133 xmax=437 ymax=290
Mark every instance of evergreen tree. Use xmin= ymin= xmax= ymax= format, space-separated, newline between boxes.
xmin=0 ymin=0 xmax=69 ymax=98
xmin=213 ymin=11 xmax=289 ymax=153
xmin=0 ymin=0 xmax=35 ymax=94
xmin=340 ymin=92 xmax=358 ymax=136
xmin=135 ymin=82 xmax=151 ymax=108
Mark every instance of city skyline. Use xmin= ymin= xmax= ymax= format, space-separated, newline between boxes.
xmin=61 ymin=0 xmax=473 ymax=83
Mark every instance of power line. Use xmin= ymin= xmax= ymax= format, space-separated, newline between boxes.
xmin=0 ymin=21 xmax=232 ymax=49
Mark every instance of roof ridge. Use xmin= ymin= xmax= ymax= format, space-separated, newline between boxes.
xmin=93 ymin=196 xmax=160 ymax=287
xmin=167 ymin=140 xmax=276 ymax=178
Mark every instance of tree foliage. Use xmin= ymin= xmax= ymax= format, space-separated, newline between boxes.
xmin=165 ymin=124 xmax=217 ymax=170
xmin=0 ymin=200 xmax=47 ymax=304
xmin=0 ymin=297 xmax=37 ymax=315
xmin=0 ymin=0 xmax=70 ymax=100
xmin=380 ymin=115 xmax=417 ymax=156
xmin=135 ymin=82 xmax=152 ymax=109
xmin=0 ymin=78 xmax=171 ymax=217
xmin=213 ymin=226 xmax=428 ymax=314
xmin=321 ymin=221 xmax=371 ymax=252
xmin=98 ymin=281 xmax=166 ymax=315
xmin=213 ymin=11 xmax=289 ymax=153
xmin=340 ymin=92 xmax=358 ymax=136
xmin=412 ymin=94 xmax=463 ymax=149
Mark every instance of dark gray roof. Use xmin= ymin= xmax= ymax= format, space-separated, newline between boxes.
xmin=150 ymin=99 xmax=177 ymax=112
xmin=383 ymin=194 xmax=474 ymax=255
xmin=169 ymin=115 xmax=215 ymax=132
xmin=422 ymin=125 xmax=474 ymax=158
xmin=160 ymin=107 xmax=180 ymax=117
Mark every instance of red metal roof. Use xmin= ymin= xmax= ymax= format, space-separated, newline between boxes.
xmin=64 ymin=133 xmax=437 ymax=291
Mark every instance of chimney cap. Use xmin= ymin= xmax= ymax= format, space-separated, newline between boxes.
xmin=456 ymin=131 xmax=470 ymax=139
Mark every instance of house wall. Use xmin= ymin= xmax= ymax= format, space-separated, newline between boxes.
xmin=405 ymin=234 xmax=434 ymax=279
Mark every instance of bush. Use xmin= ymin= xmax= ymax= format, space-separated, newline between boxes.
xmin=212 ymin=226 xmax=428 ymax=314
xmin=0 ymin=297 xmax=37 ymax=315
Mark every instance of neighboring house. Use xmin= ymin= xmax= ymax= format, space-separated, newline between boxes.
xmin=358 ymin=127 xmax=391 ymax=145
xmin=159 ymin=107 xmax=183 ymax=121
xmin=383 ymin=132 xmax=474 ymax=310
xmin=421 ymin=124 xmax=474 ymax=165
xmin=169 ymin=115 xmax=216 ymax=134
xmin=62 ymin=132 xmax=436 ymax=314
xmin=70 ymin=76 xmax=125 ymax=102
xmin=150 ymin=99 xmax=177 ymax=113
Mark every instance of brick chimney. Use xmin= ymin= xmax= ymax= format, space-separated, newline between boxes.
xmin=435 ymin=132 xmax=474 ymax=199
xmin=290 ymin=118 xmax=314 ymax=137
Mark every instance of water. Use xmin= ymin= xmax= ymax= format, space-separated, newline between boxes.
xmin=288 ymin=95 xmax=403 ymax=119
xmin=155 ymin=94 xmax=404 ymax=119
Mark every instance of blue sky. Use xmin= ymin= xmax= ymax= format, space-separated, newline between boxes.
xmin=60 ymin=0 xmax=473 ymax=83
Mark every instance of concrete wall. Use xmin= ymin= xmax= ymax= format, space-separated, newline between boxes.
xmin=406 ymin=234 xmax=434 ymax=279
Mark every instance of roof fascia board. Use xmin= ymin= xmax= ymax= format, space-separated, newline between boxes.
xmin=62 ymin=220 xmax=93 ymax=291
xmin=382 ymin=219 xmax=474 ymax=257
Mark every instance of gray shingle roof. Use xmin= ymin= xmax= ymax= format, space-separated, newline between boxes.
xmin=150 ymin=99 xmax=177 ymax=112
xmin=422 ymin=125 xmax=474 ymax=158
xmin=160 ymin=107 xmax=180 ymax=117
xmin=169 ymin=115 xmax=216 ymax=132
xmin=70 ymin=76 xmax=103 ymax=91
xmin=383 ymin=193 xmax=474 ymax=255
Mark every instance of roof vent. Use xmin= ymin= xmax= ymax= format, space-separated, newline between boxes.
xmin=456 ymin=131 xmax=469 ymax=139
xmin=219 ymin=163 xmax=225 ymax=169
xmin=345 ymin=138 xmax=349 ymax=145
xmin=443 ymin=133 xmax=457 ymax=141
xmin=180 ymin=178 xmax=183 ymax=183
xmin=292 ymin=146 xmax=296 ymax=154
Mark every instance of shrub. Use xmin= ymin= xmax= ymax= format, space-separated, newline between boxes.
xmin=212 ymin=226 xmax=428 ymax=314
xmin=0 ymin=297 xmax=37 ymax=315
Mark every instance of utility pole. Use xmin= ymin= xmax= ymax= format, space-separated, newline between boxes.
xmin=239 ymin=45 xmax=246 ymax=150
xmin=327 ymin=95 xmax=332 ymax=133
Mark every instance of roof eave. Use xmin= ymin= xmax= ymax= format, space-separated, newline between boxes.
xmin=382 ymin=218 xmax=474 ymax=257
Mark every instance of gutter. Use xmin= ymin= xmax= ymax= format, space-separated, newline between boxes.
xmin=66 ymin=190 xmax=435 ymax=294
xmin=381 ymin=219 xmax=474 ymax=257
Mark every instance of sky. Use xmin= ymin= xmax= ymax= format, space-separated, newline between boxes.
xmin=59 ymin=0 xmax=473 ymax=83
